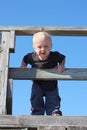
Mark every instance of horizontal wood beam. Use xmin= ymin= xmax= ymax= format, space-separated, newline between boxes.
xmin=0 ymin=115 xmax=87 ymax=128
xmin=9 ymin=68 xmax=87 ymax=80
xmin=0 ymin=26 xmax=87 ymax=36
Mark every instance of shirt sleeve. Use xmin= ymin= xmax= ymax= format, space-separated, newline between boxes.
xmin=23 ymin=53 xmax=33 ymax=65
xmin=55 ymin=51 xmax=65 ymax=63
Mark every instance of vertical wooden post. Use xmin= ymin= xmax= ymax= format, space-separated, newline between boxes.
xmin=6 ymin=30 xmax=15 ymax=115
xmin=9 ymin=30 xmax=15 ymax=53
xmin=0 ymin=32 xmax=10 ymax=114
xmin=6 ymin=79 xmax=13 ymax=114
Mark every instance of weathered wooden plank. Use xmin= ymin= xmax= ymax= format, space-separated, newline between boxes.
xmin=0 ymin=116 xmax=87 ymax=128
xmin=68 ymin=126 xmax=87 ymax=130
xmin=0 ymin=32 xmax=2 ymax=53
xmin=9 ymin=68 xmax=87 ymax=80
xmin=0 ymin=32 xmax=2 ymax=44
xmin=0 ymin=26 xmax=87 ymax=36
xmin=0 ymin=32 xmax=10 ymax=114
xmin=38 ymin=126 xmax=65 ymax=130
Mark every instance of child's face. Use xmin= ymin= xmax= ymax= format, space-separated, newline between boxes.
xmin=33 ymin=37 xmax=52 ymax=60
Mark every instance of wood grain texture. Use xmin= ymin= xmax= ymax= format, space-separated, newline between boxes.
xmin=9 ymin=68 xmax=87 ymax=80
xmin=0 ymin=26 xmax=87 ymax=36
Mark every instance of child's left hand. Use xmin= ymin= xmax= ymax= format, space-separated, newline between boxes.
xmin=55 ymin=65 xmax=65 ymax=72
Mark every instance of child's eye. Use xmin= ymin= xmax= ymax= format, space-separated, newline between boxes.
xmin=45 ymin=45 xmax=48 ymax=48
xmin=44 ymin=45 xmax=49 ymax=48
xmin=37 ymin=46 xmax=41 ymax=49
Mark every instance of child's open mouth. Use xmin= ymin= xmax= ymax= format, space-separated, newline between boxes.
xmin=41 ymin=52 xmax=45 ymax=55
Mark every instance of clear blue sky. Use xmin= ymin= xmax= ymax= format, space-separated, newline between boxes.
xmin=0 ymin=0 xmax=87 ymax=116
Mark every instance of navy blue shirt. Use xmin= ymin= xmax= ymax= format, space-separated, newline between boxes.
xmin=23 ymin=51 xmax=65 ymax=91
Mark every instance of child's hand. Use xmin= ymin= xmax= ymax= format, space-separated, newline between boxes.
xmin=20 ymin=66 xmax=27 ymax=70
xmin=55 ymin=65 xmax=65 ymax=72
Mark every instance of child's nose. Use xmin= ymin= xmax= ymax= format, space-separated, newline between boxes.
xmin=41 ymin=47 xmax=45 ymax=51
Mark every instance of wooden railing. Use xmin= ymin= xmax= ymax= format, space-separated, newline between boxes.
xmin=9 ymin=68 xmax=87 ymax=80
xmin=0 ymin=26 xmax=87 ymax=130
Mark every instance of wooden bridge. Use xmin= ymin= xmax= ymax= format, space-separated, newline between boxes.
xmin=0 ymin=26 xmax=87 ymax=130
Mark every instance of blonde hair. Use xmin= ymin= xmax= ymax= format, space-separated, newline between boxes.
xmin=33 ymin=32 xmax=52 ymax=45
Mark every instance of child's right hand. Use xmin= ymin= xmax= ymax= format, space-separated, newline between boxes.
xmin=20 ymin=66 xmax=27 ymax=70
